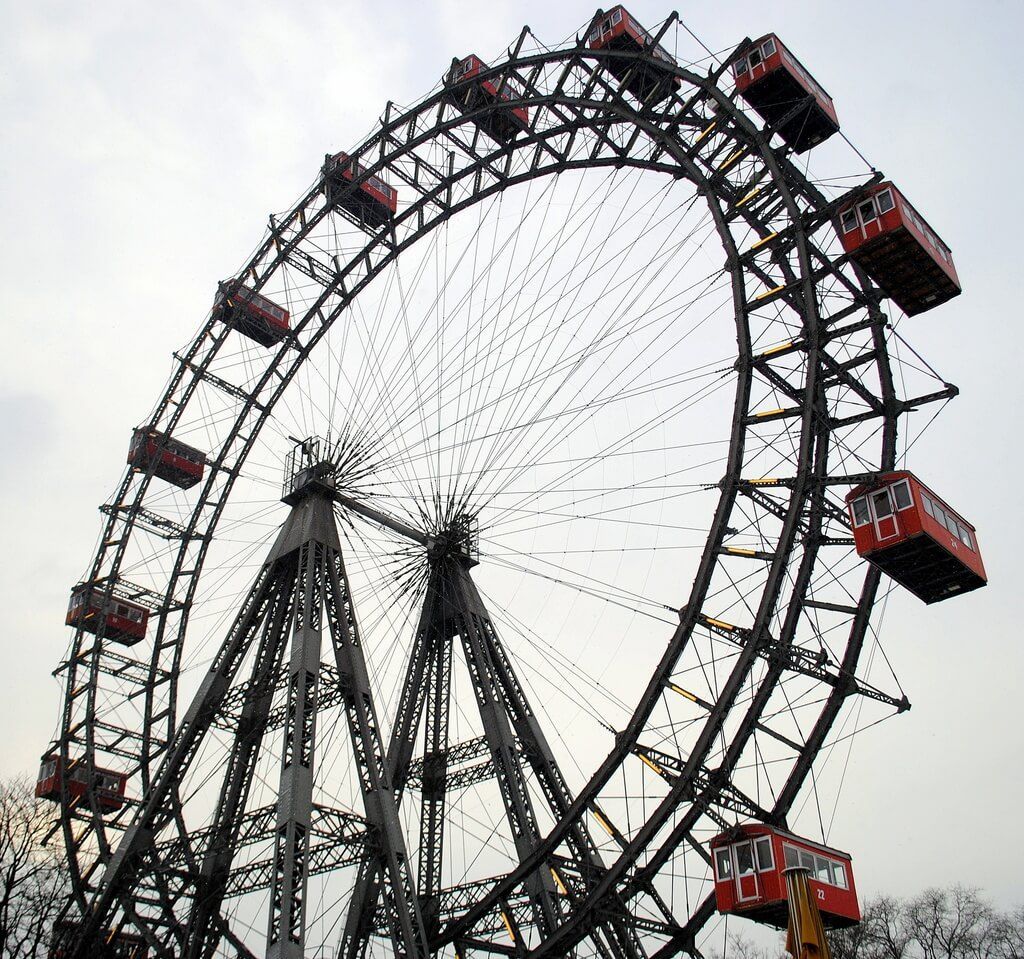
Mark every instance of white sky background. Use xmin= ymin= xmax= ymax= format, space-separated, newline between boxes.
xmin=1 ymin=0 xmax=1022 ymax=930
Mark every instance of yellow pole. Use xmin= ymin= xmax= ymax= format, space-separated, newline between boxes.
xmin=784 ymin=866 xmax=832 ymax=959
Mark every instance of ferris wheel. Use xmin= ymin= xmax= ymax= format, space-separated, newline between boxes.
xmin=41 ymin=9 xmax=984 ymax=959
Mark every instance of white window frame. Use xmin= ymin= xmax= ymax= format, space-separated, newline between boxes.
xmin=850 ymin=496 xmax=871 ymax=527
xmin=890 ymin=479 xmax=913 ymax=511
xmin=761 ymin=37 xmax=776 ymax=57
xmin=833 ymin=861 xmax=849 ymax=889
xmin=876 ymin=189 xmax=895 ymax=214
xmin=858 ymin=198 xmax=878 ymax=226
xmin=732 ymin=840 xmax=758 ymax=902
xmin=714 ymin=846 xmax=732 ymax=881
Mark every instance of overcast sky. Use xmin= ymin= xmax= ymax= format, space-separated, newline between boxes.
xmin=2 ymin=0 xmax=1022 ymax=932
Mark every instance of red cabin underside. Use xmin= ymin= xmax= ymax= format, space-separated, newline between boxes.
xmin=711 ymin=825 xmax=860 ymax=930
xmin=597 ymin=34 xmax=679 ymax=104
xmin=849 ymin=227 xmax=961 ymax=316
xmin=36 ymin=777 xmax=123 ymax=811
xmin=728 ymin=897 xmax=860 ymax=931
xmin=66 ymin=601 xmax=146 ymax=645
xmin=218 ymin=299 xmax=289 ymax=347
xmin=739 ymin=69 xmax=838 ymax=153
xmin=449 ymin=81 xmax=529 ymax=144
xmin=129 ymin=436 xmax=203 ymax=489
xmin=863 ymin=533 xmax=985 ymax=604
xmin=325 ymin=171 xmax=394 ymax=229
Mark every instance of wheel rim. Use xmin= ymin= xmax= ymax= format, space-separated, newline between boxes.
xmin=55 ymin=28 xmax=949 ymax=957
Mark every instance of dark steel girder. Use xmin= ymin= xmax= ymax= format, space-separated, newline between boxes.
xmin=59 ymin=28 xmax=921 ymax=959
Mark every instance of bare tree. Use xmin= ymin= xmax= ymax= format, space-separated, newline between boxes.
xmin=712 ymin=889 xmax=1023 ymax=959
xmin=719 ymin=931 xmax=787 ymax=959
xmin=0 ymin=775 xmax=69 ymax=958
xmin=906 ymin=887 xmax=1012 ymax=959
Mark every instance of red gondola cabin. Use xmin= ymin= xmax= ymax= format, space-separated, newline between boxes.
xmin=837 ymin=182 xmax=961 ymax=316
xmin=711 ymin=824 xmax=860 ymax=929
xmin=587 ymin=6 xmax=682 ymax=104
xmin=128 ymin=428 xmax=205 ymax=489
xmin=66 ymin=584 xmax=149 ymax=645
xmin=446 ymin=55 xmax=530 ymax=144
xmin=733 ymin=35 xmax=839 ymax=153
xmin=36 ymin=755 xmax=128 ymax=813
xmin=846 ymin=472 xmax=986 ymax=604
xmin=322 ymin=152 xmax=398 ymax=228
xmin=50 ymin=919 xmax=148 ymax=958
xmin=213 ymin=280 xmax=290 ymax=347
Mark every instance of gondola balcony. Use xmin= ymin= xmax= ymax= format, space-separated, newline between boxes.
xmin=846 ymin=471 xmax=986 ymax=603
xmin=733 ymin=34 xmax=839 ymax=153
xmin=445 ymin=55 xmax=530 ymax=144
xmin=837 ymin=182 xmax=961 ymax=316
xmin=36 ymin=755 xmax=127 ymax=813
xmin=66 ymin=584 xmax=149 ymax=645
xmin=587 ymin=6 xmax=682 ymax=104
xmin=711 ymin=824 xmax=861 ymax=929
xmin=213 ymin=280 xmax=291 ymax=347
xmin=322 ymin=151 xmax=398 ymax=228
xmin=127 ymin=427 xmax=205 ymax=489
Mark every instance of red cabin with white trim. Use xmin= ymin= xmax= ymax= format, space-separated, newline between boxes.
xmin=733 ymin=34 xmax=839 ymax=153
xmin=322 ymin=152 xmax=398 ymax=228
xmin=128 ymin=428 xmax=205 ymax=489
xmin=711 ymin=824 xmax=860 ymax=929
xmin=587 ymin=6 xmax=682 ymax=104
xmin=846 ymin=471 xmax=986 ymax=604
xmin=36 ymin=755 xmax=127 ymax=813
xmin=446 ymin=55 xmax=530 ymax=144
xmin=214 ymin=280 xmax=290 ymax=347
xmin=837 ymin=182 xmax=961 ymax=316
xmin=66 ymin=584 xmax=149 ymax=645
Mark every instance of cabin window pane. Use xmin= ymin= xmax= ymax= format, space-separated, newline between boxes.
xmin=921 ymin=493 xmax=934 ymax=518
xmin=945 ymin=513 xmax=960 ymax=536
xmin=933 ymin=503 xmax=948 ymax=528
xmin=841 ymin=209 xmax=858 ymax=233
xmin=715 ymin=848 xmax=732 ymax=880
xmin=858 ymin=200 xmax=877 ymax=224
xmin=755 ymin=837 xmax=774 ymax=871
xmin=784 ymin=844 xmax=799 ymax=869
xmin=877 ymin=190 xmax=895 ymax=214
xmin=833 ymin=862 xmax=848 ymax=889
xmin=815 ymin=855 xmax=832 ymax=883
xmin=735 ymin=843 xmax=755 ymax=875
xmin=749 ymin=49 xmax=763 ymax=68
xmin=958 ymin=524 xmax=974 ymax=550
xmin=612 ymin=9 xmax=622 ymax=24
xmin=800 ymin=850 xmax=815 ymax=872
xmin=872 ymin=490 xmax=893 ymax=518
xmin=762 ymin=38 xmax=776 ymax=57
xmin=733 ymin=58 xmax=747 ymax=77
xmin=892 ymin=481 xmax=912 ymax=510
xmin=851 ymin=497 xmax=870 ymax=527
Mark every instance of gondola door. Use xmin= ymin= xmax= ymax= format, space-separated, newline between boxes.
xmin=869 ymin=488 xmax=899 ymax=541
xmin=733 ymin=839 xmax=759 ymax=902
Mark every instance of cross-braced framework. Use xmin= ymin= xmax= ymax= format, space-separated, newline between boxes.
xmin=50 ymin=13 xmax=961 ymax=959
